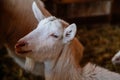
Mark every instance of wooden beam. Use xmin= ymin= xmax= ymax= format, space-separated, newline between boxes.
xmin=63 ymin=15 xmax=110 ymax=25
xmin=53 ymin=0 xmax=101 ymax=4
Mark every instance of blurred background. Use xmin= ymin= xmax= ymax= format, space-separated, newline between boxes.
xmin=0 ymin=0 xmax=120 ymax=80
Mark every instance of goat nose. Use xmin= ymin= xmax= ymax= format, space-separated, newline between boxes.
xmin=15 ymin=41 xmax=27 ymax=48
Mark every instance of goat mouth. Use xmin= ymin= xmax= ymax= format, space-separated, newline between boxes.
xmin=16 ymin=50 xmax=32 ymax=54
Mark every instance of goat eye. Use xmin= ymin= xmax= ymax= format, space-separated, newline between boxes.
xmin=50 ymin=34 xmax=59 ymax=38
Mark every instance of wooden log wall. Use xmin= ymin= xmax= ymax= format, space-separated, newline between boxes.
xmin=44 ymin=0 xmax=120 ymax=24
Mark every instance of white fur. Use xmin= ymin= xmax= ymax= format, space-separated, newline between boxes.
xmin=82 ymin=63 xmax=120 ymax=80
xmin=25 ymin=57 xmax=35 ymax=72
xmin=32 ymin=1 xmax=45 ymax=21
xmin=63 ymin=23 xmax=77 ymax=43
xmin=112 ymin=51 xmax=120 ymax=65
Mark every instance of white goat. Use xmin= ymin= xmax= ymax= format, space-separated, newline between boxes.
xmin=15 ymin=2 xmax=120 ymax=80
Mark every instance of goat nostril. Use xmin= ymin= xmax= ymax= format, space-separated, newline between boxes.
xmin=16 ymin=41 xmax=27 ymax=48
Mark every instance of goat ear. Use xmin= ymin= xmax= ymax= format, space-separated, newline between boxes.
xmin=32 ymin=1 xmax=45 ymax=22
xmin=63 ymin=23 xmax=77 ymax=43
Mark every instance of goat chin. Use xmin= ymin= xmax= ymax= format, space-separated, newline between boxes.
xmin=25 ymin=57 xmax=35 ymax=72
xmin=5 ymin=46 xmax=44 ymax=76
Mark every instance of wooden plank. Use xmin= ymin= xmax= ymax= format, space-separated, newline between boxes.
xmin=63 ymin=15 xmax=120 ymax=25
xmin=53 ymin=0 xmax=100 ymax=3
xmin=55 ymin=1 xmax=111 ymax=18
xmin=63 ymin=15 xmax=110 ymax=25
